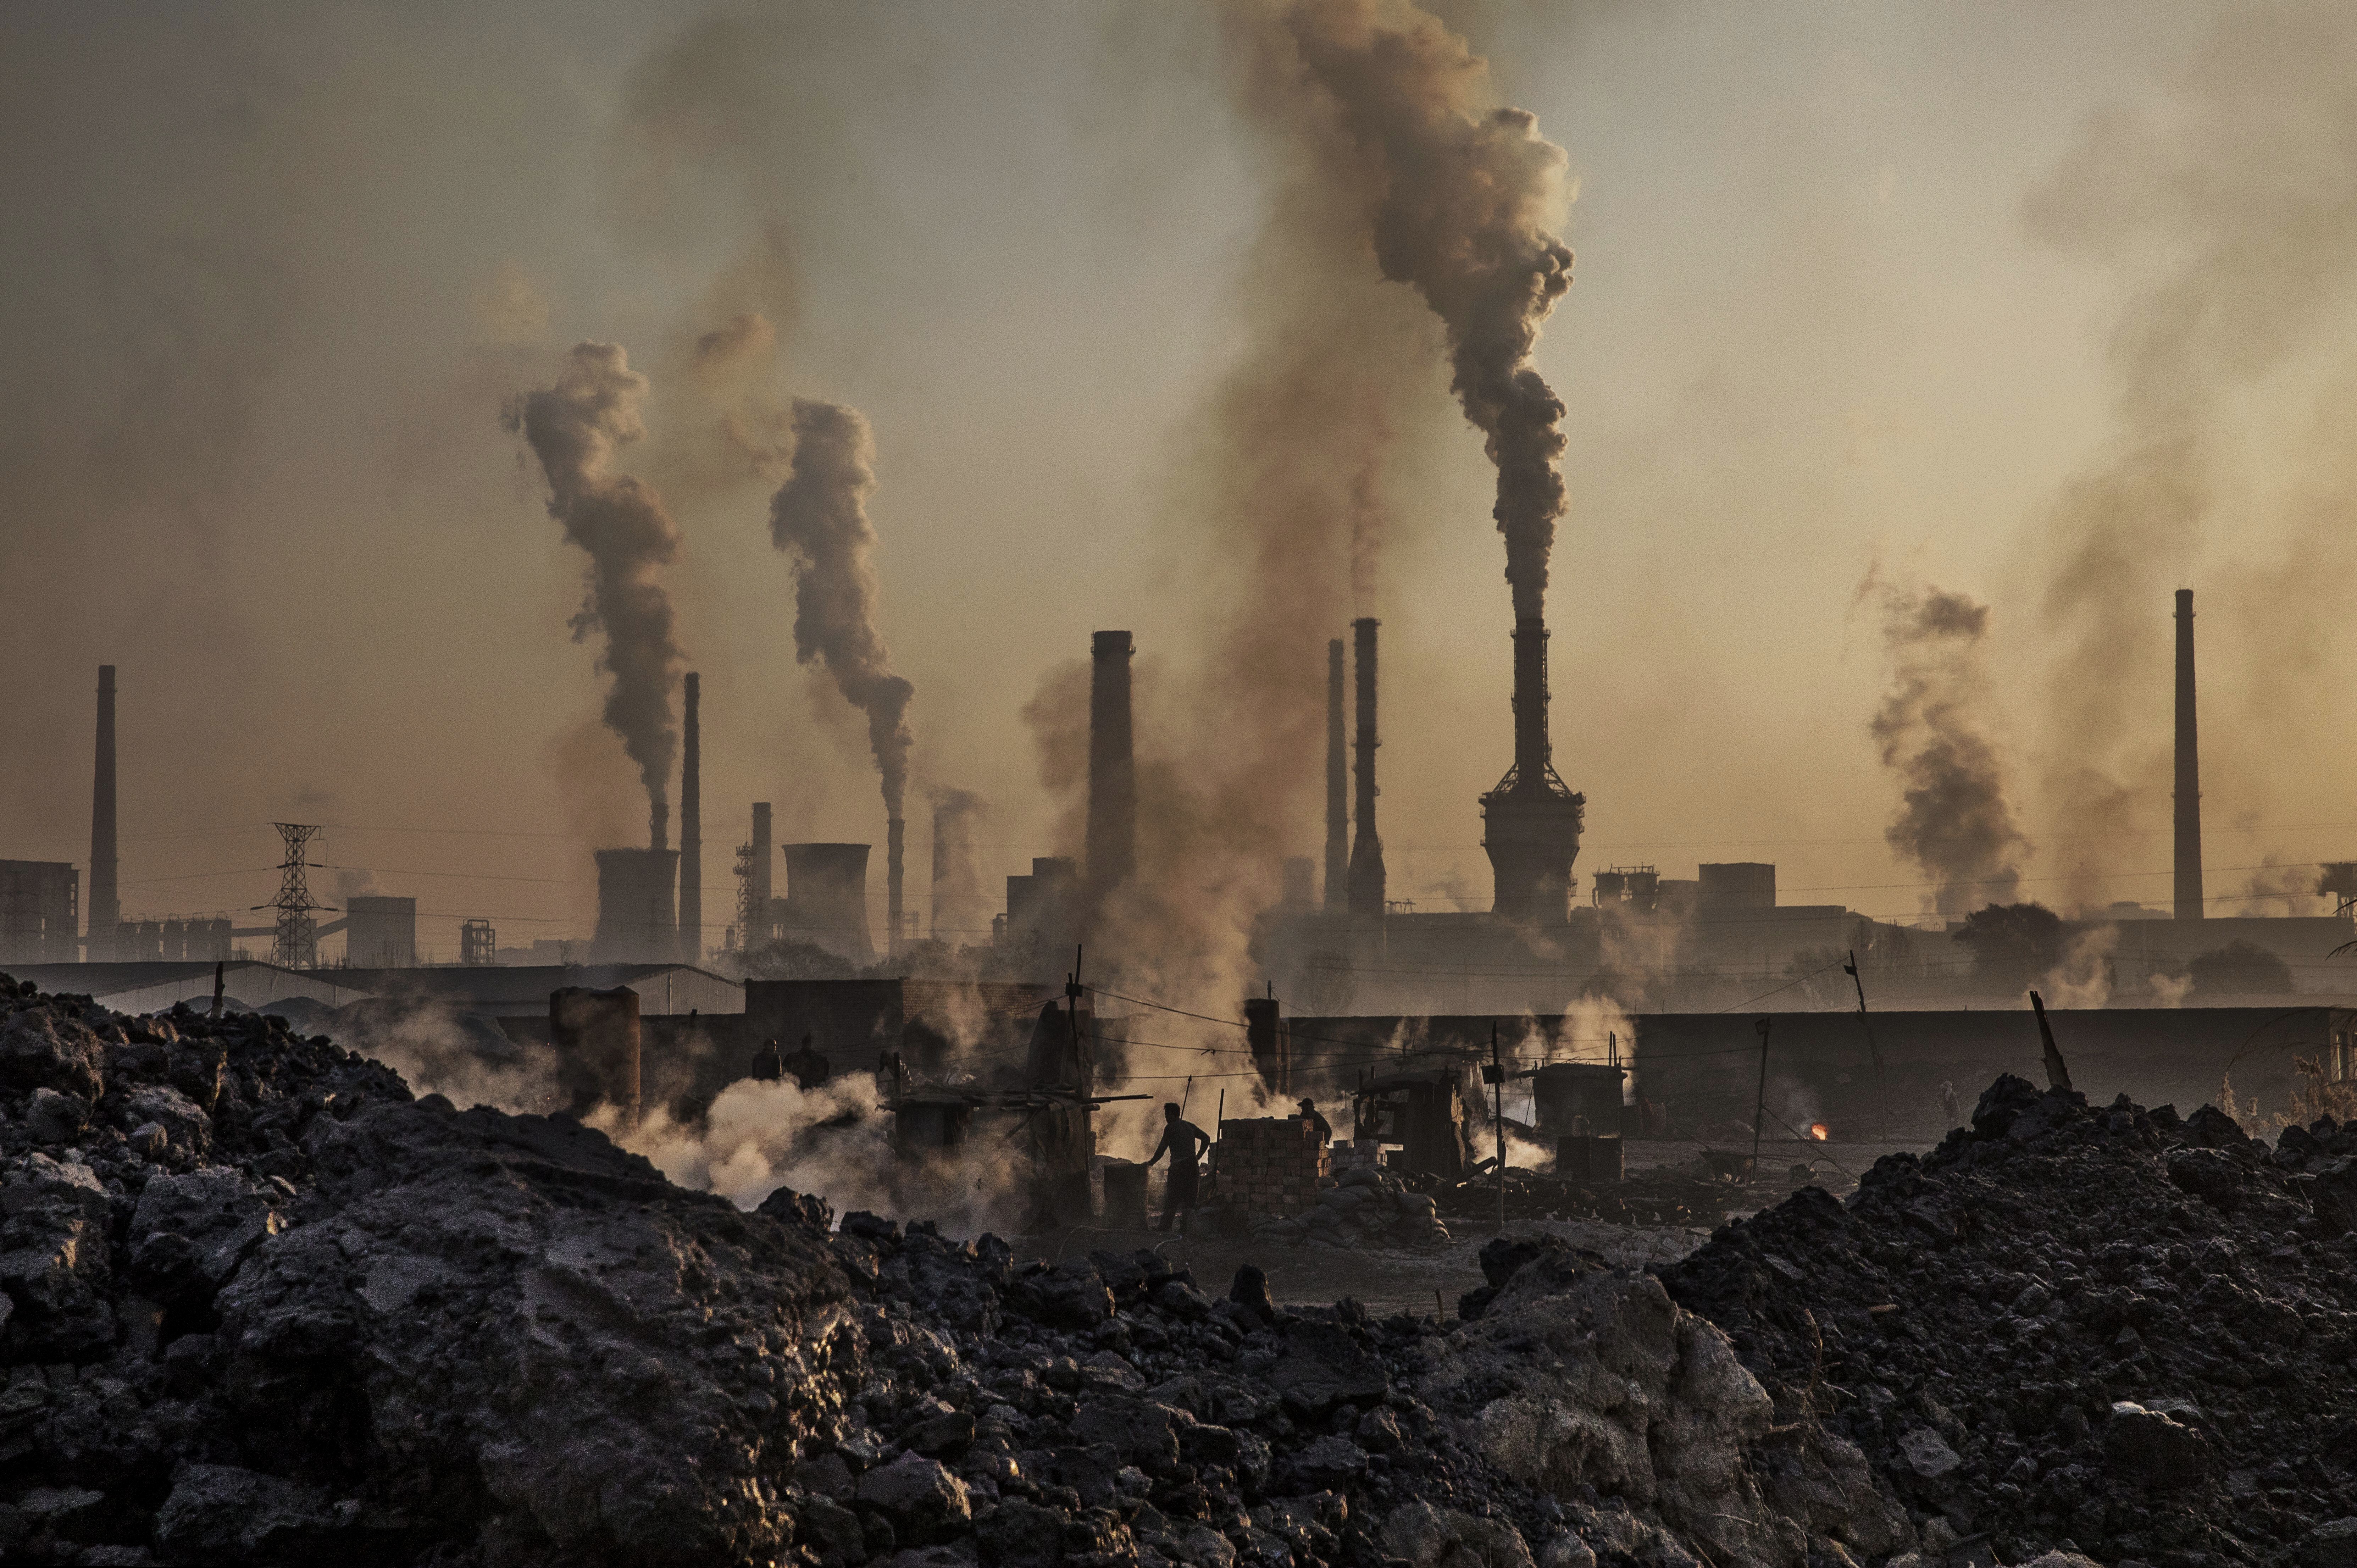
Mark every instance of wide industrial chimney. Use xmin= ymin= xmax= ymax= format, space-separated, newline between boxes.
xmin=887 ymin=815 xmax=906 ymax=959
xmin=590 ymin=847 xmax=680 ymax=963
xmin=781 ymin=843 xmax=875 ymax=964
xmin=1325 ymin=638 xmax=1346 ymax=910
xmin=1347 ymin=619 xmax=1386 ymax=916
xmin=2175 ymin=588 xmax=2203 ymax=921
xmin=88 ymin=665 xmax=117 ymax=960
xmin=1482 ymin=617 xmax=1585 ymax=922
xmin=1086 ymin=630 xmax=1136 ymax=903
xmin=679 ymin=672 xmax=702 ymax=964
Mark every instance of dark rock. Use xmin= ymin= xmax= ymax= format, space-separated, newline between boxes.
xmin=1270 ymin=1319 xmax=1389 ymax=1417
xmin=1227 ymin=1264 xmax=1275 ymax=1323
xmin=905 ymin=1410 xmax=978 ymax=1457
xmin=977 ymin=1498 xmax=1066 ymax=1568
xmin=1069 ymin=1396 xmax=1182 ymax=1475
xmin=2103 ymin=1404 xmax=2212 ymax=1489
xmin=856 ymin=1453 xmax=973 ymax=1545
xmin=152 ymin=1464 xmax=342 ymax=1563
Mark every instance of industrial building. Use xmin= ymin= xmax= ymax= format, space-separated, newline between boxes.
xmin=0 ymin=861 xmax=79 ymax=964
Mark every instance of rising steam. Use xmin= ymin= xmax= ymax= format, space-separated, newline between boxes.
xmin=1283 ymin=0 xmax=1577 ymax=620
xmin=1868 ymin=577 xmax=2026 ymax=917
xmin=766 ymin=400 xmax=915 ymax=816
xmin=506 ymin=342 xmax=685 ymax=851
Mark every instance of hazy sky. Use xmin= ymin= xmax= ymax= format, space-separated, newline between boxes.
xmin=5 ymin=0 xmax=2353 ymax=963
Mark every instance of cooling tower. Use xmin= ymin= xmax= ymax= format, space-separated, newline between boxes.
xmin=345 ymin=896 xmax=418 ymax=967
xmin=590 ymin=847 xmax=680 ymax=964
xmin=1086 ymin=630 xmax=1136 ymax=902
xmin=1481 ymin=617 xmax=1585 ymax=922
xmin=2175 ymin=589 xmax=2203 ymax=921
xmin=781 ymin=842 xmax=875 ymax=965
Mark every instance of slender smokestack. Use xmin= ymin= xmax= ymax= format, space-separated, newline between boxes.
xmin=1482 ymin=616 xmax=1585 ymax=921
xmin=1325 ymin=638 xmax=1346 ymax=910
xmin=679 ymin=672 xmax=701 ymax=963
xmin=887 ymin=815 xmax=906 ymax=959
xmin=1348 ymin=618 xmax=1385 ymax=916
xmin=89 ymin=665 xmax=117 ymax=959
xmin=750 ymin=802 xmax=773 ymax=947
xmin=930 ymin=808 xmax=947 ymax=941
xmin=1512 ymin=617 xmax=1547 ymax=784
xmin=2175 ymin=588 xmax=2203 ymax=921
xmin=1086 ymin=630 xmax=1136 ymax=903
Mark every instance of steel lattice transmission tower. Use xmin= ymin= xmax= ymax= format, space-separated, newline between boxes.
xmin=267 ymin=823 xmax=327 ymax=968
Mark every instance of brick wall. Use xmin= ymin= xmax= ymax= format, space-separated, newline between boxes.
xmin=1213 ymin=1115 xmax=1329 ymax=1216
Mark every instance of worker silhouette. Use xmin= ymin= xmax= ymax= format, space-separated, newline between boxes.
xmin=1143 ymin=1102 xmax=1210 ymax=1233
xmin=1297 ymin=1097 xmax=1331 ymax=1145
xmin=749 ymin=1037 xmax=784 ymax=1082
xmin=783 ymin=1034 xmax=832 ymax=1091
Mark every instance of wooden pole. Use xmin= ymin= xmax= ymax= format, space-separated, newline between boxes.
xmin=1751 ymin=1017 xmax=1772 ymax=1182
xmin=1491 ymin=1021 xmax=1507 ymax=1232
xmin=1844 ymin=949 xmax=1889 ymax=1140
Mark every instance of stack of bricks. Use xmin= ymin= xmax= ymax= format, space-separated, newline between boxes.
xmin=1329 ymin=1138 xmax=1384 ymax=1176
xmin=1213 ymin=1115 xmax=1330 ymax=1217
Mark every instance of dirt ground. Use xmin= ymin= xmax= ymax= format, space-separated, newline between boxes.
xmin=1013 ymin=1135 xmax=1935 ymax=1316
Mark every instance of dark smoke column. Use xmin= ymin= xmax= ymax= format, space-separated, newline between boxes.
xmin=2175 ymin=588 xmax=2203 ymax=921
xmin=1347 ymin=618 xmax=1386 ymax=916
xmin=766 ymin=399 xmax=916 ymax=949
xmin=507 ymin=342 xmax=686 ymax=852
xmin=679 ymin=672 xmax=701 ymax=963
xmin=88 ymin=665 xmax=117 ymax=958
xmin=1325 ymin=638 xmax=1347 ymax=910
xmin=1482 ymin=620 xmax=1585 ymax=921
xmin=1087 ymin=631 xmax=1136 ymax=905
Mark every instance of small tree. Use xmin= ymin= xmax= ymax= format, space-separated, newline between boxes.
xmin=2189 ymin=940 xmax=2293 ymax=995
xmin=1953 ymin=903 xmax=2065 ymax=991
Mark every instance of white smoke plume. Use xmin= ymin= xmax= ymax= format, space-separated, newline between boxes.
xmin=1281 ymin=0 xmax=1577 ymax=621
xmin=766 ymin=400 xmax=916 ymax=818
xmin=1867 ymin=576 xmax=2027 ymax=917
xmin=506 ymin=342 xmax=686 ymax=851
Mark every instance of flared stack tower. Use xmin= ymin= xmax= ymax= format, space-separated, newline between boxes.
xmin=1481 ymin=617 xmax=1585 ymax=922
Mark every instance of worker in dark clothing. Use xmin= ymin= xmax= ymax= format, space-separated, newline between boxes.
xmin=749 ymin=1038 xmax=784 ymax=1082
xmin=782 ymin=1034 xmax=832 ymax=1091
xmin=1297 ymin=1098 xmax=1331 ymax=1145
xmin=1143 ymin=1102 xmax=1211 ymax=1233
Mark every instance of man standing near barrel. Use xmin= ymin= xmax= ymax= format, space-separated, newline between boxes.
xmin=1143 ymin=1102 xmax=1210 ymax=1233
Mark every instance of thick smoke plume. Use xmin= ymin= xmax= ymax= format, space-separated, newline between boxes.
xmin=766 ymin=400 xmax=915 ymax=817
xmin=1282 ymin=0 xmax=1577 ymax=621
xmin=1868 ymin=577 xmax=2026 ymax=918
xmin=507 ymin=343 xmax=685 ymax=851
xmin=2025 ymin=5 xmax=2357 ymax=883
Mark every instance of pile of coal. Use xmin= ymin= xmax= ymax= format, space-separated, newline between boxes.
xmin=0 ymin=974 xmax=1913 ymax=1567
xmin=0 ymin=976 xmax=850 ymax=1565
xmin=1659 ymin=1073 xmax=2357 ymax=1567
xmin=811 ymin=1217 xmax=1905 ymax=1568
xmin=1242 ymin=1166 xmax=1449 ymax=1250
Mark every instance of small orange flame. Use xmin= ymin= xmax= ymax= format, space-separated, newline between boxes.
xmin=1808 ymin=1123 xmax=1830 ymax=1141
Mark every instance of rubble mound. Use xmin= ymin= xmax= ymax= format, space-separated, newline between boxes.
xmin=0 ymin=978 xmax=849 ymax=1565
xmin=815 ymin=1217 xmax=1904 ymax=1568
xmin=0 ymin=977 xmax=1915 ymax=1566
xmin=1245 ymin=1166 xmax=1450 ymax=1249
xmin=1659 ymin=1073 xmax=2357 ymax=1566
